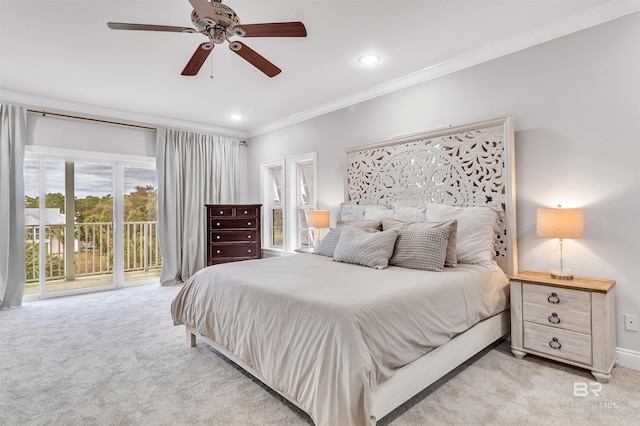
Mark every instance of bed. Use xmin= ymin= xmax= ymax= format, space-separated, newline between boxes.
xmin=171 ymin=116 xmax=517 ymax=425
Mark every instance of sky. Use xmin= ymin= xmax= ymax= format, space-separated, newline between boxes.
xmin=24 ymin=159 xmax=156 ymax=199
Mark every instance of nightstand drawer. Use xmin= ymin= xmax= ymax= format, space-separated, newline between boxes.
xmin=524 ymin=322 xmax=592 ymax=365
xmin=523 ymin=302 xmax=591 ymax=334
xmin=523 ymin=283 xmax=591 ymax=313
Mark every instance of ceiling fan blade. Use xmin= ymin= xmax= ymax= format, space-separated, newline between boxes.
xmin=181 ymin=43 xmax=214 ymax=76
xmin=188 ymin=0 xmax=218 ymax=24
xmin=107 ymin=22 xmax=197 ymax=33
xmin=229 ymin=42 xmax=281 ymax=77
xmin=234 ymin=22 xmax=307 ymax=38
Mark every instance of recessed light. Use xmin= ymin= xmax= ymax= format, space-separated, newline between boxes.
xmin=229 ymin=114 xmax=242 ymax=121
xmin=359 ymin=55 xmax=380 ymax=65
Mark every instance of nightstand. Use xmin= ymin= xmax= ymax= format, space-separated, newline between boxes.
xmin=510 ymin=271 xmax=616 ymax=382
xmin=295 ymin=247 xmax=315 ymax=254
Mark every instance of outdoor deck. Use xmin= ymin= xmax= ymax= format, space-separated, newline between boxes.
xmin=23 ymin=269 xmax=161 ymax=296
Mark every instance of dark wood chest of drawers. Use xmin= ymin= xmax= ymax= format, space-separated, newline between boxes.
xmin=206 ymin=204 xmax=262 ymax=266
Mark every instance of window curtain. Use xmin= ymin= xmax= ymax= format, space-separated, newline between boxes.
xmin=0 ymin=104 xmax=27 ymax=309
xmin=156 ymin=128 xmax=239 ymax=285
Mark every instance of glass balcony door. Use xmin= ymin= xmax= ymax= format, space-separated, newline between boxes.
xmin=24 ymin=155 xmax=160 ymax=299
xmin=122 ymin=165 xmax=161 ymax=285
xmin=24 ymin=159 xmax=116 ymax=296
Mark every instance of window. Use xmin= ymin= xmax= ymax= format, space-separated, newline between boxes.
xmin=269 ymin=163 xmax=284 ymax=248
xmin=261 ymin=153 xmax=317 ymax=251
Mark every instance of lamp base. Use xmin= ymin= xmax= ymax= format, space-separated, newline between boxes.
xmin=551 ymin=272 xmax=574 ymax=280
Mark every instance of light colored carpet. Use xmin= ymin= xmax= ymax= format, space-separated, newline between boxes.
xmin=1 ymin=284 xmax=638 ymax=426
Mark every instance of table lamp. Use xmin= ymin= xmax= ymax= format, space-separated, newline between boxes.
xmin=536 ymin=205 xmax=584 ymax=280
xmin=307 ymin=210 xmax=330 ymax=249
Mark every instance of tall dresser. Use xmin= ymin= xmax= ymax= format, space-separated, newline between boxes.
xmin=205 ymin=204 xmax=262 ymax=266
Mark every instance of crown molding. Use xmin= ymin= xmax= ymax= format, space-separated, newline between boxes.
xmin=0 ymin=89 xmax=247 ymax=139
xmin=247 ymin=1 xmax=640 ymax=138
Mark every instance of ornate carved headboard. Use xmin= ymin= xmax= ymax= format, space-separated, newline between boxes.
xmin=344 ymin=116 xmax=517 ymax=276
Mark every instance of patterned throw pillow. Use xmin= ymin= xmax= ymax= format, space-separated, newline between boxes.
xmin=315 ymin=228 xmax=343 ymax=257
xmin=389 ymin=225 xmax=452 ymax=272
xmin=333 ymin=226 xmax=399 ymax=269
xmin=382 ymin=218 xmax=458 ymax=267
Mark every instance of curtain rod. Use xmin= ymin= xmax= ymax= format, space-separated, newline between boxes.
xmin=27 ymin=109 xmax=247 ymax=145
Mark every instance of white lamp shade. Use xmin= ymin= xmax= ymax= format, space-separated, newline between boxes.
xmin=307 ymin=210 xmax=330 ymax=228
xmin=536 ymin=208 xmax=584 ymax=239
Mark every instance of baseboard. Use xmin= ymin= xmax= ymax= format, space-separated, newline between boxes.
xmin=616 ymin=347 xmax=640 ymax=371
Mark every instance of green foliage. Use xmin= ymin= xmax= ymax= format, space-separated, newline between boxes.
xmin=124 ymin=185 xmax=158 ymax=222
xmin=25 ymin=241 xmax=64 ymax=282
xmin=46 ymin=193 xmax=65 ymax=213
xmin=26 ymin=187 xmax=157 ymax=223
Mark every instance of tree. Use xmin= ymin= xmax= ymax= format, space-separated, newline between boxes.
xmin=124 ymin=185 xmax=157 ymax=222
xmin=45 ymin=193 xmax=65 ymax=213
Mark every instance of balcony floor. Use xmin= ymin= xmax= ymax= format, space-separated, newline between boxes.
xmin=24 ymin=269 xmax=161 ymax=296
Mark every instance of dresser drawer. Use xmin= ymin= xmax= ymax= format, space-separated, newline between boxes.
xmin=209 ymin=218 xmax=258 ymax=230
xmin=209 ymin=207 xmax=235 ymax=217
xmin=523 ymin=302 xmax=591 ymax=334
xmin=523 ymin=283 xmax=591 ymax=314
xmin=208 ymin=206 xmax=260 ymax=218
xmin=234 ymin=206 xmax=259 ymax=217
xmin=209 ymin=242 xmax=259 ymax=259
xmin=210 ymin=230 xmax=258 ymax=243
xmin=524 ymin=322 xmax=592 ymax=365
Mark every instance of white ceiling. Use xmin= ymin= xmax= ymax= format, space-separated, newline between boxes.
xmin=0 ymin=1 xmax=637 ymax=138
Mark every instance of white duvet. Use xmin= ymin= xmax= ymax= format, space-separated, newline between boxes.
xmin=171 ymin=254 xmax=509 ymax=426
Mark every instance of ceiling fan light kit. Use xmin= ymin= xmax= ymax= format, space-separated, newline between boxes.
xmin=107 ymin=0 xmax=307 ymax=78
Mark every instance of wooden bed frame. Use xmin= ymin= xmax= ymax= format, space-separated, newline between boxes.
xmin=186 ymin=116 xmax=517 ymax=424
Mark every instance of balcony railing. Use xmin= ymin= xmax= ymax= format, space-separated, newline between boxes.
xmin=25 ymin=221 xmax=162 ymax=283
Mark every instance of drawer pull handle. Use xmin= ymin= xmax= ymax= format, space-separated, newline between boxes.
xmin=248 ymin=235 xmax=252 ymax=239
xmin=220 ymin=211 xmax=224 ymax=214
xmin=548 ymin=313 xmax=561 ymax=324
xmin=216 ymin=250 xmax=221 ymax=254
xmin=216 ymin=222 xmax=221 ymax=226
xmin=244 ymin=210 xmax=248 ymax=214
xmin=547 ymin=292 xmax=560 ymax=304
xmin=549 ymin=337 xmax=561 ymax=350
xmin=248 ymin=249 xmax=252 ymax=253
xmin=248 ymin=222 xmax=252 ymax=226
xmin=216 ymin=236 xmax=221 ymax=240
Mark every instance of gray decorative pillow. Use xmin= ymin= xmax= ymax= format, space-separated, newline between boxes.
xmin=393 ymin=205 xmax=427 ymax=222
xmin=340 ymin=203 xmax=366 ymax=221
xmin=315 ymin=228 xmax=343 ymax=257
xmin=389 ymin=225 xmax=452 ymax=272
xmin=382 ymin=218 xmax=458 ymax=267
xmin=333 ymin=226 xmax=399 ymax=270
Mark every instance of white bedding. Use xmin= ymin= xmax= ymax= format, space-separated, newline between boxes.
xmin=171 ymin=254 xmax=509 ymax=426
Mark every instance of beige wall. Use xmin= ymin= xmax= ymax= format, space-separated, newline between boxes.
xmin=246 ymin=13 xmax=640 ymax=358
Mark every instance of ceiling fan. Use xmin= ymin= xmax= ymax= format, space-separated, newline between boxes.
xmin=107 ymin=0 xmax=307 ymax=78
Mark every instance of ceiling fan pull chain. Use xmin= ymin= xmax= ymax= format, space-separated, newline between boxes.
xmin=210 ymin=51 xmax=214 ymax=79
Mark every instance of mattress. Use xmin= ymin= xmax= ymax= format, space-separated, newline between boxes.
xmin=171 ymin=254 xmax=509 ymax=426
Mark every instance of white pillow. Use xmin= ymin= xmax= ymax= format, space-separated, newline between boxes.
xmin=364 ymin=205 xmax=394 ymax=221
xmin=333 ymin=226 xmax=399 ymax=270
xmin=425 ymin=203 xmax=499 ymax=270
